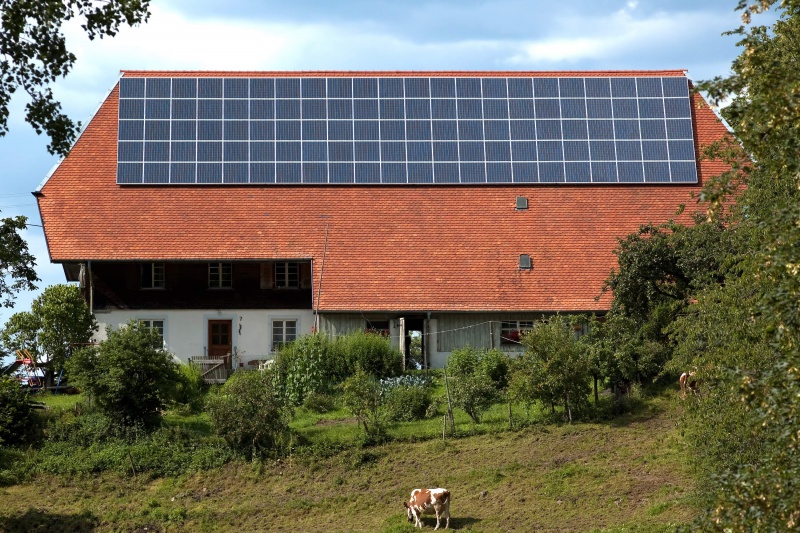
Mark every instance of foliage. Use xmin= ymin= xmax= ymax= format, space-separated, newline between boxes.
xmin=66 ymin=321 xmax=180 ymax=430
xmin=1 ymin=284 xmax=97 ymax=381
xmin=598 ymin=220 xmax=742 ymax=388
xmin=340 ymin=367 xmax=386 ymax=439
xmin=333 ymin=330 xmax=402 ymax=379
xmin=173 ymin=362 xmax=208 ymax=414
xmin=662 ymin=2 xmax=800 ymax=528
xmin=382 ymin=375 xmax=433 ymax=422
xmin=207 ymin=369 xmax=293 ymax=460
xmin=272 ymin=333 xmax=337 ymax=405
xmin=0 ymin=0 xmax=151 ymax=155
xmin=0 ymin=214 xmax=38 ymax=308
xmin=273 ymin=331 xmax=402 ymax=406
xmin=0 ymin=376 xmax=39 ymax=446
xmin=514 ymin=316 xmax=591 ymax=422
xmin=302 ymin=391 xmax=337 ymax=414
xmin=446 ymin=347 xmax=507 ymax=423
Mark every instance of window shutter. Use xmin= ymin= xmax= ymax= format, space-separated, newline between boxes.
xmin=300 ymin=263 xmax=312 ymax=289
xmin=260 ymin=263 xmax=274 ymax=289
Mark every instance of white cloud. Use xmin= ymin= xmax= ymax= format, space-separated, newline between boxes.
xmin=505 ymin=9 xmax=726 ymax=66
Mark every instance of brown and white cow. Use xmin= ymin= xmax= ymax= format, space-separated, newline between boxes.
xmin=403 ymin=488 xmax=451 ymax=530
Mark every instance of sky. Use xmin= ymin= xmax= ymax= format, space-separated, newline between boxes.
xmin=0 ymin=0 xmax=766 ymax=325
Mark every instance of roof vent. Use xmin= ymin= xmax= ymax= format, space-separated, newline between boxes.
xmin=515 ymin=196 xmax=528 ymax=210
xmin=519 ymin=254 xmax=532 ymax=270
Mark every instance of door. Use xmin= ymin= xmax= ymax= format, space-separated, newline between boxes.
xmin=208 ymin=320 xmax=233 ymax=368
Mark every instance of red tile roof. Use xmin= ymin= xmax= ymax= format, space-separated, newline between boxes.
xmin=37 ymin=72 xmax=732 ymax=313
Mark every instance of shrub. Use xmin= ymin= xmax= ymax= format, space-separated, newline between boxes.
xmin=340 ymin=368 xmax=386 ymax=440
xmin=0 ymin=376 xmax=39 ymax=446
xmin=272 ymin=333 xmax=337 ymax=405
xmin=334 ymin=331 xmax=402 ymax=379
xmin=446 ymin=347 xmax=507 ymax=424
xmin=381 ymin=374 xmax=434 ymax=422
xmin=67 ymin=321 xmax=182 ymax=431
xmin=384 ymin=384 xmax=432 ymax=422
xmin=207 ymin=370 xmax=293 ymax=460
xmin=173 ymin=362 xmax=208 ymax=413
xmin=302 ymin=391 xmax=337 ymax=414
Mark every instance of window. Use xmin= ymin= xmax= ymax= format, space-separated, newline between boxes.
xmin=275 ymin=262 xmax=299 ymax=288
xmin=365 ymin=320 xmax=390 ymax=337
xmin=209 ymin=262 xmax=232 ymax=288
xmin=141 ymin=263 xmax=165 ymax=289
xmin=138 ymin=319 xmax=165 ymax=343
xmin=500 ymin=320 xmax=534 ymax=346
xmin=272 ymin=319 xmax=297 ymax=350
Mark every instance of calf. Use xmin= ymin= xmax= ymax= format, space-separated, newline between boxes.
xmin=403 ymin=488 xmax=450 ymax=530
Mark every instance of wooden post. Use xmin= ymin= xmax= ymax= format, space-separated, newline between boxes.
xmin=443 ymin=368 xmax=456 ymax=435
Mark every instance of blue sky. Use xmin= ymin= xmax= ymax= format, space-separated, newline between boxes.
xmin=0 ymin=0 xmax=762 ymax=324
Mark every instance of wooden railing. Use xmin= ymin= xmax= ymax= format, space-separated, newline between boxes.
xmin=189 ymin=356 xmax=232 ymax=384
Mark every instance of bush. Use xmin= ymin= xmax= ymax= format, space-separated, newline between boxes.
xmin=273 ymin=333 xmax=337 ymax=405
xmin=384 ymin=384 xmax=432 ymax=422
xmin=334 ymin=331 xmax=402 ymax=379
xmin=207 ymin=370 xmax=293 ymax=460
xmin=0 ymin=376 xmax=39 ymax=446
xmin=302 ymin=391 xmax=337 ymax=414
xmin=173 ymin=362 xmax=208 ymax=413
xmin=67 ymin=321 xmax=182 ymax=430
xmin=340 ymin=368 xmax=386 ymax=440
xmin=447 ymin=347 xmax=507 ymax=424
xmin=381 ymin=374 xmax=434 ymax=422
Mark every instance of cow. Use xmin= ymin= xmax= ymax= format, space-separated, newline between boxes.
xmin=403 ymin=488 xmax=451 ymax=530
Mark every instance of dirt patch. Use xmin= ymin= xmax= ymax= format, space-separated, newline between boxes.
xmin=314 ymin=417 xmax=358 ymax=427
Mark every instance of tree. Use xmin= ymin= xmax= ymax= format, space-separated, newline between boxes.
xmin=516 ymin=316 xmax=591 ymax=423
xmin=0 ymin=0 xmax=151 ymax=155
xmin=0 ymin=284 xmax=97 ymax=383
xmin=0 ymin=214 xmax=38 ymax=308
xmin=668 ymin=1 xmax=800 ymax=529
xmin=67 ymin=320 xmax=180 ymax=430
xmin=340 ymin=367 xmax=386 ymax=440
xmin=446 ymin=347 xmax=507 ymax=424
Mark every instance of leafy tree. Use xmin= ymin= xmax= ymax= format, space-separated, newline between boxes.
xmin=340 ymin=367 xmax=386 ymax=440
xmin=516 ymin=316 xmax=591 ymax=423
xmin=67 ymin=321 xmax=180 ymax=430
xmin=207 ymin=369 xmax=293 ymax=460
xmin=446 ymin=347 xmax=506 ymax=423
xmin=675 ymin=1 xmax=800 ymax=529
xmin=0 ymin=0 xmax=151 ymax=155
xmin=1 ymin=284 xmax=97 ymax=383
xmin=0 ymin=214 xmax=38 ymax=308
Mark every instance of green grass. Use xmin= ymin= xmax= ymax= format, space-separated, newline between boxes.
xmin=0 ymin=388 xmax=696 ymax=532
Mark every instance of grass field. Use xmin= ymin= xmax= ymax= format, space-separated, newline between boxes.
xmin=0 ymin=390 xmax=694 ymax=532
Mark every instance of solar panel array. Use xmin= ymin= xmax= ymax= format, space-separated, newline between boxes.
xmin=116 ymin=76 xmax=698 ymax=185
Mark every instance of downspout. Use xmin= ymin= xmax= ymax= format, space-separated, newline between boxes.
xmin=314 ymin=223 xmax=329 ymax=332
xmin=88 ymin=260 xmax=94 ymax=314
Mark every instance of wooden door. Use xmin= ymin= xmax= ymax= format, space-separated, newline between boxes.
xmin=208 ymin=320 xmax=232 ymax=368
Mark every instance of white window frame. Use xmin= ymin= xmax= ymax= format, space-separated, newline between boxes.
xmin=137 ymin=318 xmax=166 ymax=344
xmin=500 ymin=320 xmax=535 ymax=348
xmin=271 ymin=318 xmax=298 ymax=351
xmin=208 ymin=262 xmax=232 ymax=289
xmin=141 ymin=263 xmax=165 ymax=289
xmin=274 ymin=262 xmax=300 ymax=288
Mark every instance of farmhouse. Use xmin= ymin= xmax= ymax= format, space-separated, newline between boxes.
xmin=35 ymin=70 xmax=730 ymax=372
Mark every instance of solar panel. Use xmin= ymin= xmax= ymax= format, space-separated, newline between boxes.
xmin=117 ymin=75 xmax=698 ymax=184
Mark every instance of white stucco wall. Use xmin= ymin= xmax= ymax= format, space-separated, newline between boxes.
xmin=93 ymin=309 xmax=315 ymax=366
